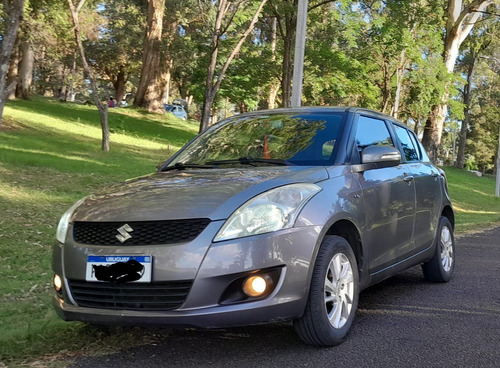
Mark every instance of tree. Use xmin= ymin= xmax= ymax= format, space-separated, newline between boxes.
xmin=461 ymin=22 xmax=500 ymax=174
xmin=421 ymin=0 xmax=494 ymax=162
xmin=85 ymin=0 xmax=145 ymax=105
xmin=16 ymin=39 xmax=34 ymax=99
xmin=455 ymin=39 xmax=490 ymax=168
xmin=199 ymin=0 xmax=268 ymax=132
xmin=134 ymin=0 xmax=165 ymax=112
xmin=0 ymin=0 xmax=25 ymax=127
xmin=68 ymin=0 xmax=110 ymax=151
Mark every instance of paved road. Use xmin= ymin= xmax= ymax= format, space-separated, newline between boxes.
xmin=71 ymin=227 xmax=500 ymax=368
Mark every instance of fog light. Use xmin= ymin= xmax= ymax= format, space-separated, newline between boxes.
xmin=53 ymin=274 xmax=62 ymax=292
xmin=242 ymin=275 xmax=270 ymax=297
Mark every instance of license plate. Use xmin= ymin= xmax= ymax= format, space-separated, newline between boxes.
xmin=86 ymin=255 xmax=152 ymax=283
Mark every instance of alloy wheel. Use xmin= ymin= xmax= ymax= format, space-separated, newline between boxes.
xmin=324 ymin=253 xmax=354 ymax=329
xmin=440 ymin=225 xmax=454 ymax=272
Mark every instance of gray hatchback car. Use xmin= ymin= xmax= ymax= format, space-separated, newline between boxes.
xmin=52 ymin=107 xmax=455 ymax=346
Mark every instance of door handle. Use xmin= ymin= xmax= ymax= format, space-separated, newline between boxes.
xmin=403 ymin=175 xmax=414 ymax=183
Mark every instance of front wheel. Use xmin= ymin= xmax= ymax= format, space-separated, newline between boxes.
xmin=294 ymin=236 xmax=359 ymax=346
xmin=422 ymin=216 xmax=455 ymax=283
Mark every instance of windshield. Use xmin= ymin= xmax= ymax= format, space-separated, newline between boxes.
xmin=169 ymin=112 xmax=345 ymax=167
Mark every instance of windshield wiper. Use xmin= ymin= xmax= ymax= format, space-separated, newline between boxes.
xmin=205 ymin=157 xmax=290 ymax=166
xmin=161 ymin=162 xmax=215 ymax=172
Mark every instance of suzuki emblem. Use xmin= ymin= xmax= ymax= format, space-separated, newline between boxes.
xmin=116 ymin=224 xmax=134 ymax=243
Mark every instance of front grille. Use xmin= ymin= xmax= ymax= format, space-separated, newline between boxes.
xmin=68 ymin=280 xmax=192 ymax=311
xmin=73 ymin=219 xmax=211 ymax=245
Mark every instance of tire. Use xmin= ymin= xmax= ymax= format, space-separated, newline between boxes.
xmin=422 ymin=216 xmax=455 ymax=283
xmin=294 ymin=235 xmax=359 ymax=346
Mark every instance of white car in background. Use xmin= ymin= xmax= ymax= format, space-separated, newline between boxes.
xmin=164 ymin=104 xmax=187 ymax=120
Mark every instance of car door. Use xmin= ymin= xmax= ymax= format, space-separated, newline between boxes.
xmin=354 ymin=115 xmax=416 ymax=274
xmin=392 ymin=124 xmax=442 ymax=252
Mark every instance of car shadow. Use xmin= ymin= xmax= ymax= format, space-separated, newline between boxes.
xmin=69 ymin=267 xmax=430 ymax=368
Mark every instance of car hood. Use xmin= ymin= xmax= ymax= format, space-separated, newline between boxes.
xmin=71 ymin=167 xmax=329 ymax=222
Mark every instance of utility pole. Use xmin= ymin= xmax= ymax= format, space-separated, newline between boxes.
xmin=291 ymin=0 xmax=308 ymax=107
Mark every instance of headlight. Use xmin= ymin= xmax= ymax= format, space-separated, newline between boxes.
xmin=214 ymin=183 xmax=321 ymax=242
xmin=56 ymin=198 xmax=86 ymax=243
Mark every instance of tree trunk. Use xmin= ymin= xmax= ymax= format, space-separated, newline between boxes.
xmin=496 ymin=122 xmax=500 ymax=197
xmin=113 ymin=68 xmax=127 ymax=106
xmin=69 ymin=53 xmax=77 ymax=101
xmin=200 ymin=0 xmax=227 ymax=132
xmin=392 ymin=49 xmax=407 ymax=119
xmin=456 ymin=54 xmax=475 ymax=169
xmin=200 ymin=0 xmax=268 ymax=132
xmin=422 ymin=0 xmax=492 ymax=162
xmin=281 ymin=28 xmax=295 ymax=108
xmin=160 ymin=57 xmax=173 ymax=104
xmin=17 ymin=41 xmax=34 ymax=100
xmin=0 ymin=0 xmax=25 ymax=127
xmin=60 ymin=64 xmax=68 ymax=99
xmin=134 ymin=0 xmax=165 ymax=113
xmin=160 ymin=20 xmax=177 ymax=105
xmin=267 ymin=17 xmax=279 ymax=109
xmin=68 ymin=0 xmax=110 ymax=151
xmin=422 ymin=104 xmax=447 ymax=162
xmin=6 ymin=36 xmax=20 ymax=100
xmin=380 ymin=60 xmax=391 ymax=114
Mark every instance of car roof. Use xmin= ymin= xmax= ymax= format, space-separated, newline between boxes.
xmin=236 ymin=106 xmax=407 ymax=128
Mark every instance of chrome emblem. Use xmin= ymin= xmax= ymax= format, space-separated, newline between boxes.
xmin=116 ymin=224 xmax=134 ymax=243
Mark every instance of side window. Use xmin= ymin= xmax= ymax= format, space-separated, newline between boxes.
xmin=355 ymin=116 xmax=394 ymax=152
xmin=393 ymin=125 xmax=419 ymax=162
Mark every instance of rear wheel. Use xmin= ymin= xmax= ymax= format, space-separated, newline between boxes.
xmin=422 ymin=216 xmax=455 ymax=283
xmin=294 ymin=236 xmax=359 ymax=346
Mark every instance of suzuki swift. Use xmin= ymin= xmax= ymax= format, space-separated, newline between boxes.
xmin=52 ymin=107 xmax=455 ymax=346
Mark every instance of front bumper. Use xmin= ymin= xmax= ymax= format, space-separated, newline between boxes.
xmin=52 ymin=224 xmax=322 ymax=328
xmin=53 ymin=292 xmax=301 ymax=328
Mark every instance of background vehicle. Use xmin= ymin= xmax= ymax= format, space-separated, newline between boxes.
xmin=164 ymin=104 xmax=187 ymax=120
xmin=52 ymin=107 xmax=455 ymax=346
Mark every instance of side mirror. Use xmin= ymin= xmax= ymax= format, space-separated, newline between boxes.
xmin=352 ymin=145 xmax=401 ymax=173
xmin=362 ymin=145 xmax=401 ymax=165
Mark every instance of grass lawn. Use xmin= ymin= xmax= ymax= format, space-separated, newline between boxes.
xmin=0 ymin=97 xmax=198 ymax=366
xmin=443 ymin=167 xmax=500 ymax=232
xmin=0 ymin=97 xmax=499 ymax=366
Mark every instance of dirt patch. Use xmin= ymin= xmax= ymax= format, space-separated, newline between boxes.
xmin=0 ymin=117 xmax=25 ymax=131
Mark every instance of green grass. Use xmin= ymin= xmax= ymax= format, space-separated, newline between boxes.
xmin=442 ymin=166 xmax=500 ymax=233
xmin=0 ymin=97 xmax=198 ymax=366
xmin=0 ymin=97 xmax=499 ymax=366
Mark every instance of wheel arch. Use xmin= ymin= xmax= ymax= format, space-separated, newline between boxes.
xmin=324 ymin=219 xmax=365 ymax=286
xmin=442 ymin=205 xmax=455 ymax=230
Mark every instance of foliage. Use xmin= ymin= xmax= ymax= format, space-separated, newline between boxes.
xmin=2 ymin=0 xmax=500 ymax=169
xmin=84 ymin=0 xmax=145 ymax=99
xmin=461 ymin=18 xmax=500 ymax=174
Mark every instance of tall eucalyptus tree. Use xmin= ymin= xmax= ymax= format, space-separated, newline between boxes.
xmin=421 ymin=0 xmax=496 ymax=162
xmin=0 ymin=0 xmax=25 ymax=127
xmin=134 ymin=0 xmax=165 ymax=112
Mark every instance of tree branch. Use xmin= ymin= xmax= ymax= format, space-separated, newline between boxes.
xmin=213 ymin=0 xmax=268 ymax=94
xmin=220 ymin=2 xmax=241 ymax=37
xmin=458 ymin=1 xmax=492 ymax=44
xmin=308 ymin=0 xmax=335 ymax=12
xmin=76 ymin=0 xmax=86 ymax=14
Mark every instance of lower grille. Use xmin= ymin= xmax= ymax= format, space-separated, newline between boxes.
xmin=68 ymin=280 xmax=192 ymax=311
